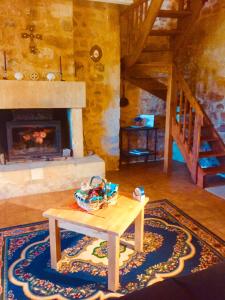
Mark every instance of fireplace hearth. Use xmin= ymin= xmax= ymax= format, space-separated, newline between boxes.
xmin=7 ymin=121 xmax=61 ymax=160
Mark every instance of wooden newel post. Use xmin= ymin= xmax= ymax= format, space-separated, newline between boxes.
xmin=164 ymin=65 xmax=177 ymax=174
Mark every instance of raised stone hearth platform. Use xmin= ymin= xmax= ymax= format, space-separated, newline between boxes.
xmin=0 ymin=155 xmax=105 ymax=200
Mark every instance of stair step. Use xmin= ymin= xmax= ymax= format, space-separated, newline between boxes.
xmin=125 ymin=77 xmax=167 ymax=101
xmin=142 ymin=49 xmax=171 ymax=53
xmin=150 ymin=29 xmax=181 ymax=36
xmin=201 ymin=136 xmax=218 ymax=142
xmin=127 ymin=77 xmax=167 ymax=90
xmin=189 ymin=136 xmax=218 ymax=143
xmin=128 ymin=63 xmax=170 ymax=77
xmin=199 ymin=151 xmax=225 ymax=158
xmin=202 ymin=125 xmax=213 ymax=129
xmin=137 ymin=51 xmax=172 ymax=64
xmin=202 ymin=165 xmax=225 ymax=175
xmin=201 ymin=125 xmax=214 ymax=134
xmin=145 ymin=36 xmax=171 ymax=52
xmin=158 ymin=10 xmax=192 ymax=18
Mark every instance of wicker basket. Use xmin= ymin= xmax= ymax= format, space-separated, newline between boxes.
xmin=74 ymin=176 xmax=119 ymax=211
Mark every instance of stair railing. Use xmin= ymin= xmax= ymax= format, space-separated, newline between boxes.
xmin=120 ymin=0 xmax=150 ymax=59
xmin=172 ymin=69 xmax=204 ymax=183
xmin=120 ymin=0 xmax=164 ymax=68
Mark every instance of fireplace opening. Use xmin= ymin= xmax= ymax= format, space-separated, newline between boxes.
xmin=0 ymin=109 xmax=71 ymax=162
xmin=7 ymin=121 xmax=61 ymax=160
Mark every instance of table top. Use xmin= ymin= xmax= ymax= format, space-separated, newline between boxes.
xmin=43 ymin=195 xmax=149 ymax=236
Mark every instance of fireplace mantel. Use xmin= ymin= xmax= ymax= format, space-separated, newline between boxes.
xmin=0 ymin=80 xmax=86 ymax=109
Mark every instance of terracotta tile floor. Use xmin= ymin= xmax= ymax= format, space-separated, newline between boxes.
xmin=0 ymin=161 xmax=225 ymax=240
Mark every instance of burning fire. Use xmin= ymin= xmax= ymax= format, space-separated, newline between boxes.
xmin=22 ymin=129 xmax=51 ymax=145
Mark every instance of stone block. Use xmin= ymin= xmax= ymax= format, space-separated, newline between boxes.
xmin=0 ymin=155 xmax=105 ymax=200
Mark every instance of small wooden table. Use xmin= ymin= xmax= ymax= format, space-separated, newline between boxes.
xmin=43 ymin=195 xmax=148 ymax=292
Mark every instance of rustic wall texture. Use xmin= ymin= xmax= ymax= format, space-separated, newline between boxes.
xmin=0 ymin=0 xmax=74 ymax=80
xmin=73 ymin=0 xmax=120 ymax=170
xmin=179 ymin=0 xmax=225 ymax=143
xmin=0 ymin=0 xmax=120 ymax=170
xmin=120 ymin=82 xmax=166 ymax=159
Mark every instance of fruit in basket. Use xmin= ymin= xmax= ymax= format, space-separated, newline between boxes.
xmin=74 ymin=176 xmax=119 ymax=211
xmin=88 ymin=186 xmax=104 ymax=198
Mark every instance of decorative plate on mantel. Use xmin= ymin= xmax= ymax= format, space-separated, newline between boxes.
xmin=90 ymin=45 xmax=102 ymax=62
xmin=30 ymin=72 xmax=40 ymax=80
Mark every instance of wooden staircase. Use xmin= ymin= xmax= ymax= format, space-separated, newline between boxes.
xmin=120 ymin=0 xmax=225 ymax=188
xmin=173 ymin=69 xmax=225 ymax=188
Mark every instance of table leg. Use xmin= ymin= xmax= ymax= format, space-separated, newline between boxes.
xmin=108 ymin=234 xmax=120 ymax=292
xmin=49 ymin=218 xmax=61 ymax=269
xmin=134 ymin=208 xmax=144 ymax=252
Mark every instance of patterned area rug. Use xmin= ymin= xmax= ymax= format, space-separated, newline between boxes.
xmin=1 ymin=200 xmax=225 ymax=300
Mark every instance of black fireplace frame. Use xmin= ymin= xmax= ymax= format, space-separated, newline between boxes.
xmin=6 ymin=120 xmax=61 ymax=160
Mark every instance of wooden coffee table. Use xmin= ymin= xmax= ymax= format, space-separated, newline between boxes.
xmin=43 ymin=195 xmax=148 ymax=292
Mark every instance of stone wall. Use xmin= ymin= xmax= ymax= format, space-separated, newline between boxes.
xmin=73 ymin=0 xmax=120 ymax=170
xmin=120 ymin=82 xmax=166 ymax=159
xmin=0 ymin=0 xmax=74 ymax=80
xmin=178 ymin=0 xmax=225 ymax=142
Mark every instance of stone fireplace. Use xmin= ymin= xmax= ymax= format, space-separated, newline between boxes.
xmin=0 ymin=80 xmax=105 ymax=200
